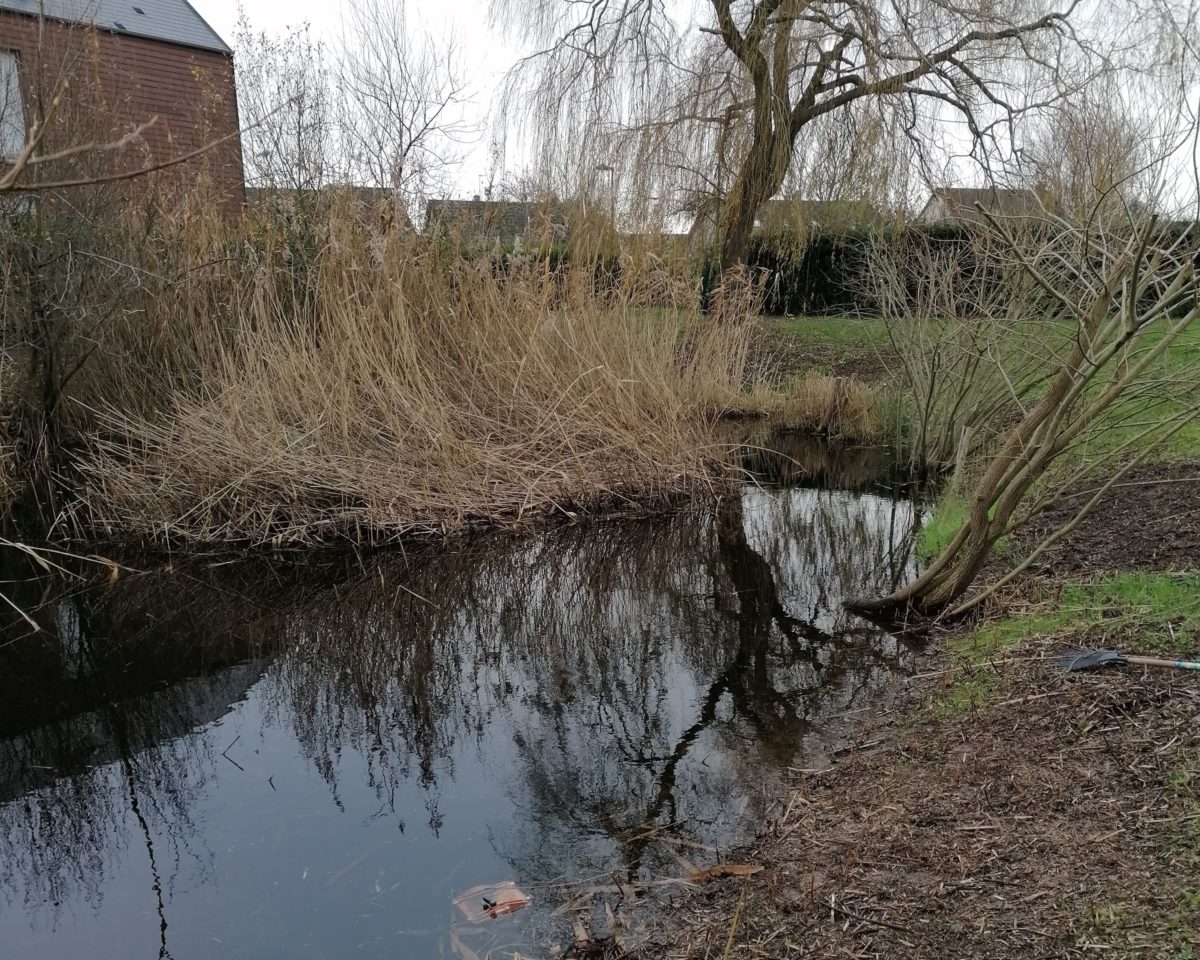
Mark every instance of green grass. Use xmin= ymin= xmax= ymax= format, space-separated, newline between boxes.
xmin=959 ymin=571 xmax=1200 ymax=659
xmin=768 ymin=313 xmax=889 ymax=347
xmin=767 ymin=313 xmax=1200 ymax=459
xmin=931 ymin=671 xmax=1007 ymax=718
xmin=762 ymin=313 xmax=910 ymax=435
xmin=1074 ymin=322 xmax=1200 ymax=463
xmin=767 ymin=313 xmax=1197 ymax=481
xmin=912 ymin=321 xmax=1200 ymax=716
xmin=766 ymin=314 xmax=890 ymax=371
xmin=934 ymin=571 xmax=1200 ymax=716
xmin=915 ymin=490 xmax=1015 ymax=567
xmin=916 ymin=493 xmax=967 ymax=563
xmin=1064 ymin=572 xmax=1200 ymax=653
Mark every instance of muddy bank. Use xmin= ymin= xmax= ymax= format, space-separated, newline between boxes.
xmin=647 ymin=464 xmax=1200 ymax=959
xmin=647 ymin=649 xmax=1199 ymax=958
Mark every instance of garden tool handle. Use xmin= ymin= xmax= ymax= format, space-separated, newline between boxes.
xmin=1124 ymin=654 xmax=1200 ymax=670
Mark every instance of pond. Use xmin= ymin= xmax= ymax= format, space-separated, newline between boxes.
xmin=0 ymin=436 xmax=920 ymax=959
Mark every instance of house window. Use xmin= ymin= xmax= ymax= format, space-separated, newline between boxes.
xmin=1 ymin=51 xmax=26 ymax=161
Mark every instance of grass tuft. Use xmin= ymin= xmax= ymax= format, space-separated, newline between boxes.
xmin=934 ymin=570 xmax=1200 ymax=715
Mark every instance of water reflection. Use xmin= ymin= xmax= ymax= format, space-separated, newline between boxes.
xmin=0 ymin=461 xmax=916 ymax=959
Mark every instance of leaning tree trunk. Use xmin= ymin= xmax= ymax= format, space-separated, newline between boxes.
xmin=717 ymin=174 xmax=770 ymax=274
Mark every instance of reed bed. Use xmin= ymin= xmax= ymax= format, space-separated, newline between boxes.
xmin=70 ymin=206 xmax=759 ymax=546
xmin=734 ymin=371 xmax=886 ymax=442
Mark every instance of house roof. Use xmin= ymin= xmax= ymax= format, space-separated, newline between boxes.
xmin=425 ymin=198 xmax=569 ymax=239
xmin=0 ymin=0 xmax=232 ymax=54
xmin=920 ymin=186 xmax=1043 ymax=222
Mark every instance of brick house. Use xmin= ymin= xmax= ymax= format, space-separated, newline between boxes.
xmin=0 ymin=0 xmax=244 ymax=205
xmin=425 ymin=196 xmax=571 ymax=245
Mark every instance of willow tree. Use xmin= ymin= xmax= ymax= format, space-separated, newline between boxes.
xmin=1020 ymin=81 xmax=1155 ymax=222
xmin=493 ymin=0 xmax=1112 ymax=270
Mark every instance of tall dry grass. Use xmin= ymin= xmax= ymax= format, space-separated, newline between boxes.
xmin=68 ymin=202 xmax=758 ymax=546
xmin=738 ymin=372 xmax=886 ymax=442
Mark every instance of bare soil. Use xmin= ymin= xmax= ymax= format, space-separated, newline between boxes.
xmin=645 ymin=466 xmax=1200 ymax=959
xmin=1021 ymin=464 xmax=1200 ymax=575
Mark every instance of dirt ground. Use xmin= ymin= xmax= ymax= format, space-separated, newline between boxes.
xmin=1024 ymin=464 xmax=1200 ymax=575
xmin=644 ymin=467 xmax=1200 ymax=960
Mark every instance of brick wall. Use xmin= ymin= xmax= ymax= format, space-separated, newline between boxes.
xmin=0 ymin=9 xmax=245 ymax=208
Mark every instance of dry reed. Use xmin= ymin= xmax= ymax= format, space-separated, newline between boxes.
xmin=737 ymin=372 xmax=884 ymax=442
xmin=70 ymin=203 xmax=759 ymax=546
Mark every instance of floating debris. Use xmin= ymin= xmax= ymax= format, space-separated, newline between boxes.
xmin=452 ymin=881 xmax=534 ymax=924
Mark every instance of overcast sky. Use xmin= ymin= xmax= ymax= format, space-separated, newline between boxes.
xmin=190 ymin=0 xmax=521 ymax=196
xmin=187 ymin=0 xmax=1200 ymax=214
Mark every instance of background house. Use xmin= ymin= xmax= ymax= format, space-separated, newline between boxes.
xmin=917 ymin=186 xmax=1043 ymax=225
xmin=0 ymin=0 xmax=244 ymax=205
xmin=425 ymin=196 xmax=570 ymax=245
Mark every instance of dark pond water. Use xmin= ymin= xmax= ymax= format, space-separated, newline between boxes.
xmin=0 ymin=436 xmax=919 ymax=959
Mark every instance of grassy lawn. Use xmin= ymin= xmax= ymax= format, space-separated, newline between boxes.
xmin=766 ymin=313 xmax=887 ymax=352
xmin=770 ymin=312 xmax=1200 ymax=453
xmin=1077 ymin=321 xmax=1200 ymax=461
xmin=766 ymin=313 xmax=889 ymax=347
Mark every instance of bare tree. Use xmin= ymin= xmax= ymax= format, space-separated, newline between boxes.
xmin=492 ymin=0 xmax=1135 ymax=271
xmin=864 ymin=226 xmax=1047 ymax=472
xmin=233 ymin=19 xmax=335 ymax=193
xmin=839 ymin=22 xmax=1200 ymax=617
xmin=233 ymin=3 xmax=471 ymax=219
xmin=850 ymin=205 xmax=1200 ymax=617
xmin=336 ymin=0 xmax=473 ymax=216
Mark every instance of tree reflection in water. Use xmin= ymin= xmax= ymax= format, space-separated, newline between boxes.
xmin=0 ymin=455 xmax=917 ymax=958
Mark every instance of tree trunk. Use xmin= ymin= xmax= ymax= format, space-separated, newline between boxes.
xmin=716 ymin=130 xmax=790 ymax=272
xmin=717 ymin=179 xmax=764 ymax=273
xmin=846 ymin=528 xmax=1001 ymax=616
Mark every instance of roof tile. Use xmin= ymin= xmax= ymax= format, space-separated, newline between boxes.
xmin=0 ymin=0 xmax=231 ymax=54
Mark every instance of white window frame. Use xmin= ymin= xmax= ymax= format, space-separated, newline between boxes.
xmin=1 ymin=50 xmax=27 ymax=162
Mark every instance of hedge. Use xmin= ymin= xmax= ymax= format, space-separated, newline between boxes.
xmin=701 ymin=225 xmax=973 ymax=316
